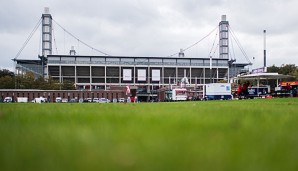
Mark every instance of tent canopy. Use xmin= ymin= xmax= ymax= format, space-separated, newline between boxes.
xmin=237 ymin=73 xmax=291 ymax=80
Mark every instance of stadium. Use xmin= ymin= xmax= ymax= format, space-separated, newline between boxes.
xmin=3 ymin=8 xmax=250 ymax=102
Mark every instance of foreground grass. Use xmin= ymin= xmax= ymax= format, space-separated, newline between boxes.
xmin=1 ymin=98 xmax=298 ymax=171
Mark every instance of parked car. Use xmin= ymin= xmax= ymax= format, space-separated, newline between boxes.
xmin=56 ymin=97 xmax=62 ymax=103
xmin=99 ymin=98 xmax=110 ymax=103
xmin=4 ymin=97 xmax=13 ymax=103
xmin=112 ymin=98 xmax=118 ymax=103
xmin=83 ymin=98 xmax=90 ymax=103
xmin=79 ymin=98 xmax=84 ymax=103
xmin=118 ymin=98 xmax=125 ymax=103
xmin=62 ymin=98 xmax=68 ymax=103
xmin=69 ymin=98 xmax=77 ymax=103
xmin=93 ymin=98 xmax=100 ymax=102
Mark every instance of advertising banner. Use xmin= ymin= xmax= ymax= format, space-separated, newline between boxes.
xmin=123 ymin=69 xmax=132 ymax=81
xmin=138 ymin=69 xmax=146 ymax=81
xmin=152 ymin=69 xmax=160 ymax=81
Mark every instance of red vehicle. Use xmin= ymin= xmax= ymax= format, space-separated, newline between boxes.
xmin=278 ymin=81 xmax=298 ymax=97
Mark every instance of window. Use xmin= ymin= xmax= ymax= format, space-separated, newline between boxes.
xmin=135 ymin=58 xmax=148 ymax=62
xmin=149 ymin=58 xmax=162 ymax=63
xmin=76 ymin=57 xmax=90 ymax=62
xmin=220 ymin=39 xmax=228 ymax=46
xmin=43 ymin=34 xmax=50 ymax=41
xmin=44 ymin=26 xmax=50 ymax=32
xmin=106 ymin=58 xmax=120 ymax=62
xmin=44 ymin=17 xmax=50 ymax=24
xmin=91 ymin=57 xmax=105 ymax=62
xmin=220 ymin=32 xmax=228 ymax=39
xmin=121 ymin=58 xmax=134 ymax=62
xmin=222 ymin=47 xmax=228 ymax=53
xmin=204 ymin=60 xmax=210 ymax=65
xmin=177 ymin=59 xmax=190 ymax=64
xmin=164 ymin=59 xmax=176 ymax=63
xmin=191 ymin=59 xmax=203 ymax=64
xmin=44 ymin=42 xmax=50 ymax=49
xmin=220 ymin=24 xmax=228 ymax=31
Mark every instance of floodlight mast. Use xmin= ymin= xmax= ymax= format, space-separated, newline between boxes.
xmin=264 ymin=30 xmax=266 ymax=68
xmin=41 ymin=7 xmax=52 ymax=78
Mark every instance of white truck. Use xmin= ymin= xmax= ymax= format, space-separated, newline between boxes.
xmin=205 ymin=83 xmax=232 ymax=100
xmin=17 ymin=97 xmax=28 ymax=103
xmin=172 ymin=88 xmax=188 ymax=101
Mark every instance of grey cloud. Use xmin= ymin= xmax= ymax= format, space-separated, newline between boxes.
xmin=0 ymin=0 xmax=298 ymax=70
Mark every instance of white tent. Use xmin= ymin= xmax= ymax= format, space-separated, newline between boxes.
xmin=237 ymin=72 xmax=291 ymax=86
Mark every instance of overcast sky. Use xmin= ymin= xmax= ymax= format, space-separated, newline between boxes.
xmin=1 ymin=0 xmax=298 ymax=71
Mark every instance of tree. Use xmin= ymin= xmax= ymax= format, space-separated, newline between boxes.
xmin=267 ymin=65 xmax=279 ymax=73
xmin=0 ymin=69 xmax=14 ymax=78
xmin=279 ymin=64 xmax=296 ymax=75
xmin=290 ymin=68 xmax=298 ymax=80
xmin=0 ymin=69 xmax=15 ymax=89
xmin=48 ymin=77 xmax=61 ymax=90
xmin=0 ymin=76 xmax=14 ymax=89
xmin=34 ymin=76 xmax=61 ymax=90
xmin=34 ymin=77 xmax=48 ymax=89
xmin=18 ymin=72 xmax=35 ymax=89
xmin=61 ymin=80 xmax=75 ymax=90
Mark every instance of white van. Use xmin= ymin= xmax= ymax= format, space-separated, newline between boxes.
xmin=33 ymin=97 xmax=47 ymax=103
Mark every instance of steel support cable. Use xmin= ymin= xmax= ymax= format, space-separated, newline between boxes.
xmin=231 ymin=31 xmax=251 ymax=63
xmin=212 ymin=43 xmax=219 ymax=58
xmin=229 ymin=27 xmax=251 ymax=63
xmin=168 ymin=26 xmax=218 ymax=57
xmin=14 ymin=17 xmax=42 ymax=60
xmin=232 ymin=32 xmax=250 ymax=63
xmin=38 ymin=24 xmax=42 ymax=55
xmin=52 ymin=25 xmax=59 ymax=54
xmin=207 ymin=30 xmax=218 ymax=58
xmin=230 ymin=34 xmax=236 ymax=60
xmin=52 ymin=19 xmax=110 ymax=56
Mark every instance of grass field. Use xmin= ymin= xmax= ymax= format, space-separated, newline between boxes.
xmin=1 ymin=98 xmax=298 ymax=171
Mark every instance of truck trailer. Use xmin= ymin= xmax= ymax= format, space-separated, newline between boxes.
xmin=17 ymin=97 xmax=28 ymax=103
xmin=205 ymin=83 xmax=232 ymax=100
xmin=171 ymin=88 xmax=188 ymax=101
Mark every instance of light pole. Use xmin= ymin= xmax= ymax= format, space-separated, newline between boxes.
xmin=210 ymin=56 xmax=212 ymax=83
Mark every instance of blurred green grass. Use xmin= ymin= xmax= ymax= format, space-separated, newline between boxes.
xmin=1 ymin=98 xmax=298 ymax=171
